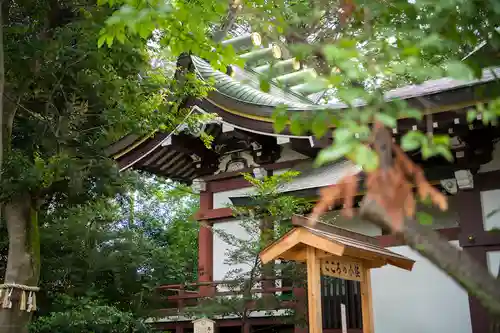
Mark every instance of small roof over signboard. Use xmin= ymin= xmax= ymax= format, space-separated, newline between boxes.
xmin=192 ymin=317 xmax=215 ymax=324
xmin=260 ymin=215 xmax=415 ymax=271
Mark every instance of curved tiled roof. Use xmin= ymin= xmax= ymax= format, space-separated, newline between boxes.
xmin=108 ymin=32 xmax=500 ymax=184
xmin=191 ymin=56 xmax=321 ymax=110
xmin=192 ymin=54 xmax=500 ymax=112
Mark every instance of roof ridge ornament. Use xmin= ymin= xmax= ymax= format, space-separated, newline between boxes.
xmin=239 ymin=44 xmax=282 ymax=66
xmin=221 ymin=32 xmax=262 ymax=51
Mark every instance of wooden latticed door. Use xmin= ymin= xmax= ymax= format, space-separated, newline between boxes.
xmin=321 ymin=276 xmax=362 ymax=330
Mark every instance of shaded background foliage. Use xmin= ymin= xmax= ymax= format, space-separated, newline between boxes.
xmin=0 ymin=0 xmax=204 ymax=331
xmin=0 ymin=173 xmax=199 ymax=332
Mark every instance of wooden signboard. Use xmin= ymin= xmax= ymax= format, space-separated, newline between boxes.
xmin=259 ymin=222 xmax=415 ymax=333
xmin=193 ymin=318 xmax=215 ymax=333
xmin=321 ymin=256 xmax=363 ymax=282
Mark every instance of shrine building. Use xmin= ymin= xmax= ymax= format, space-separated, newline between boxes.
xmin=107 ymin=32 xmax=500 ymax=333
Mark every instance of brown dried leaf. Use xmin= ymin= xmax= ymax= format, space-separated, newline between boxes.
xmin=310 ymin=184 xmax=342 ymax=223
xmin=403 ymin=188 xmax=416 ymax=218
xmin=341 ymin=174 xmax=358 ymax=218
xmin=428 ymin=186 xmax=448 ymax=211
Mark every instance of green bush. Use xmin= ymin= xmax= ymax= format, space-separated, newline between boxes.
xmin=30 ymin=296 xmax=150 ymax=333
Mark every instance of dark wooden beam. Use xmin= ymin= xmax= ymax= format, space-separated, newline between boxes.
xmin=171 ymin=133 xmax=219 ymax=161
xmin=290 ymin=138 xmax=322 ymax=158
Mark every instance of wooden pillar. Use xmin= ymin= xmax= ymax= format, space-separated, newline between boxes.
xmin=243 ymin=322 xmax=251 ymax=333
xmin=176 ymin=324 xmax=184 ymax=333
xmin=360 ymin=267 xmax=374 ymax=333
xmin=306 ymin=247 xmax=322 ymax=333
xmin=455 ymin=174 xmax=497 ymax=333
xmin=198 ymin=190 xmax=214 ymax=296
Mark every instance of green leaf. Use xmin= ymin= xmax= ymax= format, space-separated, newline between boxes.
xmin=312 ymin=112 xmax=329 ymax=138
xmin=416 ymin=211 xmax=433 ymax=225
xmin=445 ymin=61 xmax=474 ymax=81
xmin=272 ymin=105 xmax=288 ymax=133
xmin=354 ymin=144 xmax=379 ymax=172
xmin=333 ymin=127 xmax=353 ymax=143
xmin=97 ymin=35 xmax=106 ymax=48
xmin=290 ymin=113 xmax=303 ymax=135
xmin=116 ymin=31 xmax=126 ymax=44
xmin=435 ymin=145 xmax=454 ymax=162
xmin=375 ymin=112 xmax=397 ymax=128
xmin=402 ymin=46 xmax=420 ymax=56
xmin=105 ymin=14 xmax=122 ymax=26
xmin=432 ymin=134 xmax=450 ymax=146
xmin=401 ymin=108 xmax=423 ymax=120
xmin=138 ymin=24 xmax=151 ymax=39
xmin=421 ymin=141 xmax=432 ymax=159
xmin=106 ymin=35 xmax=114 ymax=47
xmin=401 ymin=131 xmax=424 ymax=151
xmin=466 ymin=109 xmax=477 ymax=123
xmin=259 ymin=78 xmax=271 ymax=93
xmin=337 ymin=38 xmax=357 ymax=49
xmin=315 ymin=143 xmax=353 ymax=167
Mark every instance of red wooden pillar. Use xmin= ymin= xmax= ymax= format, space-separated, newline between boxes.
xmin=243 ymin=322 xmax=251 ymax=333
xmin=456 ymin=172 xmax=500 ymax=333
xmin=198 ymin=189 xmax=214 ymax=296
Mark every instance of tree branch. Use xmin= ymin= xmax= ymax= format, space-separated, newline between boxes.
xmin=359 ymin=197 xmax=500 ymax=315
xmin=212 ymin=0 xmax=242 ymax=43
xmin=360 ymin=125 xmax=500 ymax=316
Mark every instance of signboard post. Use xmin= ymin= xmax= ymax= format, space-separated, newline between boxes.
xmin=193 ymin=318 xmax=215 ymax=333
xmin=340 ymin=303 xmax=347 ymax=333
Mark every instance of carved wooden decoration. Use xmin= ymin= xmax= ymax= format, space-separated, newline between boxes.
xmin=321 ymin=256 xmax=364 ymax=282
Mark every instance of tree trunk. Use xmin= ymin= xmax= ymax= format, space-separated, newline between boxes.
xmin=0 ymin=0 xmax=6 ymax=217
xmin=0 ymin=195 xmax=40 ymax=333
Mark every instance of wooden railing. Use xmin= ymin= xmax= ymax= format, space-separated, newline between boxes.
xmin=155 ymin=277 xmax=298 ymax=313
xmin=155 ymin=276 xmax=363 ymax=331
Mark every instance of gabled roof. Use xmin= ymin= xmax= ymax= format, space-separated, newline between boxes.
xmin=259 ymin=216 xmax=415 ymax=271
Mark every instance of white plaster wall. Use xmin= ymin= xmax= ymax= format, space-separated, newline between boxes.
xmin=320 ymin=201 xmax=459 ymax=237
xmin=480 ymin=189 xmax=500 ymax=231
xmin=213 ymin=187 xmax=257 ymax=281
xmin=371 ymin=241 xmax=472 ymax=333
xmin=213 ymin=187 xmax=256 ymax=209
xmin=212 ymin=219 xmax=251 ymax=281
xmin=487 ymin=251 xmax=500 ymax=277
xmin=275 ymin=146 xmax=309 ymax=163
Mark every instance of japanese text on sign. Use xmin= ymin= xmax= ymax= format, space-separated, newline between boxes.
xmin=321 ymin=257 xmax=363 ymax=281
